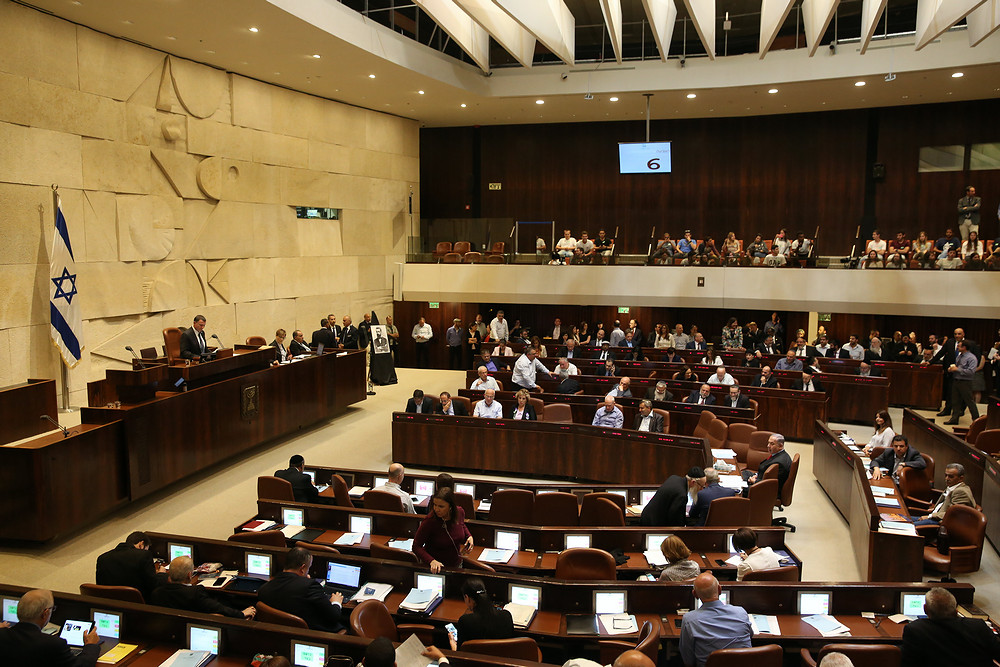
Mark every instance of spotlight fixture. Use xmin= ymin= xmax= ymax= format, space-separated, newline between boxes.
xmin=885 ymin=73 xmax=896 ymax=82
xmin=679 ymin=57 xmax=686 ymax=68
xmin=535 ymin=100 xmax=544 ymax=105
xmin=312 ymin=54 xmax=321 ymax=59
xmin=418 ymin=90 xmax=425 ymax=95
xmin=609 ymin=96 xmax=619 ymax=102
xmin=583 ymin=93 xmax=594 ymax=100
xmin=952 ymin=72 xmax=964 ymax=78
xmin=368 ymin=74 xmax=376 ymax=79
xmin=460 ymin=103 xmax=467 ymax=108
xmin=249 ymin=26 xmax=259 ymax=33
xmin=686 ymin=93 xmax=697 ymax=99
xmin=854 ymin=81 xmax=866 ymax=87
xmin=768 ymin=88 xmax=778 ymax=94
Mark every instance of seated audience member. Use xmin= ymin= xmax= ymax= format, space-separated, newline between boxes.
xmin=594 ymin=340 xmax=615 ymax=362
xmin=470 ymin=366 xmax=500 ymax=391
xmin=789 ymin=231 xmax=812 ymax=263
xmin=508 ymin=388 xmax=538 ymax=420
xmin=817 ymin=654 xmax=854 ymax=667
xmin=576 ymin=231 xmax=596 ymax=263
xmin=598 ymin=359 xmax=618 ymax=377
xmin=725 ymin=384 xmax=750 ymax=409
xmin=750 ymin=365 xmax=779 ymax=388
xmin=0 ymin=589 xmax=100 ymax=664
xmin=617 ymin=331 xmax=643 ymax=361
xmin=889 ymin=230 xmax=911 ymax=257
xmin=866 ymin=230 xmax=887 ymax=259
xmin=646 ymin=380 xmax=673 ymax=402
xmin=677 ymin=230 xmax=698 ymax=261
xmin=857 ymin=361 xmax=881 ymax=377
xmin=961 ymin=231 xmax=984 ymax=260
xmin=743 ymin=321 xmax=763 ymax=349
xmin=414 ymin=488 xmax=473 ymax=573
xmin=707 ymin=366 xmax=735 ymax=385
xmin=591 ymin=327 xmax=608 ymax=347
xmin=689 ymin=235 xmax=720 ymax=266
xmin=895 ymin=334 xmax=919 ymax=362
xmin=862 ymin=410 xmax=894 ymax=455
xmin=919 ymin=348 xmax=936 ymax=365
xmin=860 ymin=249 xmax=883 ymax=269
xmin=934 ymin=227 xmax=962 ymax=259
xmin=756 ymin=333 xmax=780 ymax=357
xmin=685 ymin=383 xmax=715 ymax=405
xmin=649 ymin=232 xmax=677 ymax=264
xmin=686 ymin=332 xmax=708 ymax=350
xmin=373 ymin=462 xmax=416 ymax=513
xmin=363 ymin=637 xmax=396 ymax=667
xmin=530 ymin=335 xmax=548 ymax=358
xmin=912 ymin=231 xmax=934 ymax=267
xmin=553 ymin=356 xmax=580 ymax=381
xmin=652 ymin=324 xmax=671 ymax=348
xmin=658 ymin=536 xmax=701 ymax=581
xmin=592 ymin=396 xmax=624 ymax=428
xmin=937 ymin=248 xmax=963 ymax=269
xmin=763 ymin=245 xmax=787 ymax=266
xmin=732 ymin=528 xmax=780 ymax=581
xmin=775 ymin=350 xmax=803 ymax=372
xmin=594 ymin=229 xmax=615 ymax=264
xmin=95 ymin=531 xmax=167 ymax=601
xmin=865 ymin=336 xmax=886 ymax=362
xmin=473 ymin=389 xmax=504 ymax=418
xmin=663 ymin=346 xmax=682 ymax=363
xmin=814 ymin=335 xmax=834 ymax=357
xmin=771 ymin=228 xmax=790 ymax=255
xmin=791 ymin=370 xmax=823 ymax=392
xmin=558 ymin=338 xmax=581 ymax=359
xmin=965 ymin=252 xmax=985 ymax=270
xmin=803 ymin=355 xmax=823 ymax=376
xmin=606 ymin=377 xmax=632 ymax=399
xmin=988 ymin=238 xmax=1000 ymax=269
xmin=673 ymin=365 xmax=698 ymax=383
xmin=555 ymin=229 xmax=577 ymax=259
xmin=669 ymin=323 xmax=690 ymax=350
xmin=789 ymin=336 xmax=812 ymax=358
xmin=689 ymin=469 xmax=739 ymax=526
xmin=722 ymin=231 xmax=742 ymax=264
xmin=435 ymin=392 xmax=468 ymax=416
xmin=840 ymin=334 xmax=865 ymax=360
xmin=901 ymin=587 xmax=1000 ymax=667
xmin=271 ymin=328 xmax=289 ymax=363
xmin=870 ymin=433 xmax=926 ymax=481
xmin=405 ymin=389 xmax=433 ymax=413
xmin=258 ymin=547 xmax=344 ymax=632
xmin=633 ymin=399 xmax=664 ymax=433
xmin=288 ymin=329 xmax=311 ymax=355
xmin=913 ymin=463 xmax=976 ymax=526
xmin=478 ymin=349 xmax=499 ymax=373
xmin=275 ymin=454 xmax=331 ymax=505
xmin=680 ymin=573 xmax=752 ymax=666
xmin=743 ymin=433 xmax=791 ymax=492
xmin=721 ymin=318 xmax=743 ymax=350
xmin=152 ymin=557 xmax=255 ymax=619
xmin=746 ymin=234 xmax=768 ymax=265
xmin=742 ymin=349 xmax=761 ymax=368
xmin=885 ymin=251 xmax=907 ymax=269
xmin=448 ymin=577 xmax=515 ymax=649
xmin=700 ymin=345 xmax=723 ymax=366
xmin=640 ymin=467 xmax=706 ymax=527
xmin=492 ymin=338 xmax=515 ymax=361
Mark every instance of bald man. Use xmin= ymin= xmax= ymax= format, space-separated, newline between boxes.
xmin=151 ymin=557 xmax=255 ymax=619
xmin=679 ymin=573 xmax=751 ymax=666
xmin=0 ymin=589 xmax=100 ymax=665
xmin=373 ymin=462 xmax=416 ymax=513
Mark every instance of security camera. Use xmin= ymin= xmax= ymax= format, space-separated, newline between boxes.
xmin=561 ymin=72 xmax=568 ymax=80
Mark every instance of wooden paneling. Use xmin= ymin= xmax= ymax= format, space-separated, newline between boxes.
xmin=0 ymin=379 xmax=58 ymax=444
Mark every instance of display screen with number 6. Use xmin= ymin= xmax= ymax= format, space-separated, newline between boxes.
xmin=618 ymin=141 xmax=672 ymax=174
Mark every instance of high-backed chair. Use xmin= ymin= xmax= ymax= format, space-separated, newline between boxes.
xmin=976 ymin=429 xmax=1000 ymax=456
xmin=923 ymin=504 xmax=988 ymax=580
xmin=329 ymin=474 xmax=355 ymax=508
xmin=139 ymin=346 xmax=157 ymax=359
xmin=652 ymin=408 xmax=671 ymax=432
xmin=543 ymin=403 xmax=573 ymax=423
xmin=79 ymin=584 xmax=144 ymax=604
xmin=363 ymin=489 xmax=405 ymax=513
xmin=554 ymin=548 xmax=617 ymax=580
xmin=747 ymin=478 xmax=779 ymax=526
xmin=579 ymin=492 xmax=626 ymax=525
xmin=742 ymin=565 xmax=799 ymax=581
xmin=453 ymin=241 xmax=471 ymax=254
xmin=433 ymin=241 xmax=453 ymax=258
xmin=462 ymin=638 xmax=541 ymax=661
xmin=227 ymin=530 xmax=286 ymax=548
xmin=587 ymin=497 xmax=625 ymax=526
xmin=692 ymin=411 xmax=715 ymax=439
xmin=454 ymin=492 xmax=476 ymax=519
xmin=349 ymin=600 xmax=434 ymax=644
xmin=489 ymin=489 xmax=534 ymax=524
xmin=255 ymin=601 xmax=308 ymax=628
xmin=962 ymin=415 xmax=988 ymax=445
xmin=295 ymin=542 xmax=339 ymax=554
xmin=741 ymin=430 xmax=774 ymax=473
xmin=899 ymin=466 xmax=938 ymax=512
xmin=442 ymin=252 xmax=462 ymax=263
xmin=461 ymin=555 xmax=496 ymax=572
xmin=486 ymin=241 xmax=506 ymax=256
xmin=800 ymin=643 xmax=901 ymax=667
xmin=484 ymin=254 xmax=505 ymax=264
xmin=704 ymin=497 xmax=751 ymax=527
xmin=725 ymin=423 xmax=756 ymax=463
xmin=532 ymin=491 xmax=579 ymax=526
xmin=246 ymin=335 xmax=267 ymax=346
xmin=920 ymin=453 xmax=936 ymax=484
xmin=772 ymin=452 xmax=800 ymax=532
xmin=162 ymin=327 xmax=183 ymax=365
xmin=257 ymin=476 xmax=295 ymax=501
xmin=452 ymin=395 xmax=472 ymax=415
xmin=747 ymin=398 xmax=759 ymax=418
xmin=528 ymin=397 xmax=545 ymax=416
xmin=705 ymin=643 xmax=782 ymax=666
xmin=463 ymin=251 xmax=482 ymax=263
xmin=370 ymin=541 xmax=419 ymax=564
xmin=705 ymin=419 xmax=729 ymax=450
xmin=598 ymin=620 xmax=658 ymax=664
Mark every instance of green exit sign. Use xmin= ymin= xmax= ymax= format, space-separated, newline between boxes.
xmin=428 ymin=302 xmax=440 ymax=309
xmin=618 ymin=306 xmax=630 ymax=314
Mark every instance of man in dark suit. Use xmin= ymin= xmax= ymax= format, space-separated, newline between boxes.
xmin=328 ymin=313 xmax=343 ymax=341
xmin=310 ymin=318 xmax=336 ymax=348
xmin=557 ymin=338 xmax=581 ymax=359
xmin=790 ymin=370 xmax=824 ymax=392
xmin=151 ymin=557 xmax=254 ymax=619
xmin=405 ymin=389 xmax=434 ymax=413
xmin=645 ymin=381 xmax=673 ymax=403
xmin=685 ymin=333 xmax=707 ymax=350
xmin=257 ymin=547 xmax=344 ymax=632
xmin=870 ymin=433 xmax=926 ymax=481
xmin=359 ymin=313 xmax=373 ymax=349
xmin=594 ymin=341 xmax=615 ymax=361
xmin=434 ymin=392 xmax=468 ymax=416
xmin=689 ymin=469 xmax=739 ymax=526
xmin=618 ymin=331 xmax=643 ymax=361
xmin=901 ymin=587 xmax=1000 ymax=666
xmin=596 ymin=359 xmax=617 ymax=377
xmin=755 ymin=334 xmax=779 ymax=357
xmin=725 ymin=385 xmax=750 ymax=409
xmin=95 ymin=531 xmax=166 ymax=601
xmin=632 ymin=400 xmax=664 ymax=432
xmin=750 ymin=366 xmax=779 ymax=388
xmin=639 ymin=467 xmax=705 ymax=527
xmin=179 ymin=314 xmax=211 ymax=360
xmin=685 ymin=384 xmax=716 ymax=405
xmin=274 ymin=454 xmax=328 ymax=504
xmin=0 ymin=589 xmax=100 ymax=665
xmin=339 ymin=315 xmax=360 ymax=349
xmin=288 ymin=329 xmax=311 ymax=356
xmin=856 ymin=361 xmax=882 ymax=377
xmin=743 ymin=433 xmax=792 ymax=494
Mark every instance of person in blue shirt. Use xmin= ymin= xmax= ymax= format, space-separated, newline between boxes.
xmin=680 ymin=573 xmax=751 ymax=666
xmin=591 ymin=396 xmax=624 ymax=428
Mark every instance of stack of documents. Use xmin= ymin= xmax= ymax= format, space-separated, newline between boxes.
xmin=802 ymin=614 xmax=850 ymax=637
xmin=504 ymin=602 xmax=537 ymax=629
xmin=879 ymin=521 xmax=917 ymax=535
xmin=388 ymin=539 xmax=414 ymax=551
xmin=351 ymin=582 xmax=393 ymax=602
xmin=98 ymin=643 xmax=138 ymax=663
xmin=599 ymin=614 xmax=638 ymax=635
xmin=874 ymin=497 xmax=901 ymax=508
xmin=348 ymin=486 xmax=369 ymax=497
xmin=334 ymin=532 xmax=364 ymax=546
xmin=241 ymin=519 xmax=276 ymax=532
xmin=750 ymin=614 xmax=780 ymax=635
xmin=711 ymin=448 xmax=738 ymax=459
xmin=158 ymin=650 xmax=213 ymax=666
xmin=644 ymin=550 xmax=667 ymax=567
xmin=479 ymin=549 xmax=515 ymax=564
xmin=399 ymin=588 xmax=441 ymax=613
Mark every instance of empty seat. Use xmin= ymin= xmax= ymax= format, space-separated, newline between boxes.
xmin=706 ymin=644 xmax=782 ymax=667
xmin=692 ymin=411 xmax=715 ymax=439
xmin=532 ymin=491 xmax=579 ymax=526
xmin=652 ymin=408 xmax=671 ymax=432
xmin=599 ymin=620 xmax=658 ymax=664
xmin=442 ymin=252 xmax=462 ymax=263
xmin=489 ymin=489 xmax=534 ymax=524
xmin=433 ymin=241 xmax=453 ymax=257
xmin=486 ymin=241 xmax=505 ymax=256
xmin=349 ymin=600 xmax=434 ymax=644
xmin=362 ymin=489 xmax=405 ymax=513
xmin=463 ymin=251 xmax=482 ymax=263
xmin=79 ymin=584 xmax=144 ymax=604
xmin=227 ymin=530 xmax=286 ymax=548
xmin=255 ymin=601 xmax=308 ymax=628
xmin=453 ymin=241 xmax=471 ymax=254
xmin=964 ymin=415 xmax=988 ymax=445
xmin=725 ymin=423 xmax=756 ymax=463
xmin=462 ymin=638 xmax=541 ymax=661
xmin=329 ymin=474 xmax=355 ymax=508
xmin=554 ymin=548 xmax=617 ymax=580
xmin=976 ymin=429 xmax=1000 ymax=456
xmin=923 ymin=504 xmax=988 ymax=577
xmin=257 ymin=476 xmax=295 ymax=501
xmin=543 ymin=403 xmax=573 ymax=423
xmin=454 ymin=492 xmax=476 ymax=519
xmin=246 ymin=335 xmax=267 ymax=346
xmin=747 ymin=478 xmax=779 ymax=526
xmin=484 ymin=254 xmax=505 ymax=263
xmin=899 ymin=466 xmax=937 ymax=512
xmin=704 ymin=496 xmax=750 ymax=527
xmin=579 ymin=492 xmax=627 ymax=525
xmin=162 ymin=327 xmax=183 ymax=365
xmin=587 ymin=497 xmax=626 ymax=526
xmin=370 ymin=541 xmax=419 ymax=564
xmin=705 ymin=419 xmax=729 ymax=450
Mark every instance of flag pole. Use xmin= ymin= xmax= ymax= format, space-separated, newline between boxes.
xmin=51 ymin=184 xmax=75 ymax=413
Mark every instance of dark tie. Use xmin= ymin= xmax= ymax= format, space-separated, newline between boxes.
xmin=199 ymin=332 xmax=206 ymax=352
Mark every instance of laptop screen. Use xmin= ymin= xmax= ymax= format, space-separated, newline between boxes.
xmin=645 ymin=534 xmax=671 ymax=552
xmin=188 ymin=624 xmax=221 ymax=654
xmin=565 ymin=534 xmax=591 ymax=549
xmin=282 ymin=508 xmax=304 ymax=527
xmin=455 ymin=483 xmax=475 ymax=497
xmin=2 ymin=597 xmax=18 ymax=623
xmin=495 ymin=530 xmax=520 ymax=551
xmin=326 ymin=562 xmax=362 ymax=588
xmin=640 ymin=490 xmax=656 ymax=505
xmin=305 ymin=470 xmax=316 ymax=483
xmin=414 ymin=480 xmax=434 ymax=496
xmin=415 ymin=573 xmax=444 ymax=598
xmin=900 ymin=593 xmax=927 ymax=618
xmin=60 ymin=620 xmax=93 ymax=647
xmin=168 ymin=543 xmax=193 ymax=561
xmin=349 ymin=515 xmax=372 ymax=534
xmin=92 ymin=610 xmax=121 ymax=639
xmin=798 ymin=591 xmax=831 ymax=616
xmin=595 ymin=591 xmax=626 ymax=615
xmin=373 ymin=477 xmax=389 ymax=488
xmin=695 ymin=590 xmax=729 ymax=609
xmin=292 ymin=640 xmax=328 ymax=667
xmin=246 ymin=552 xmax=271 ymax=577
xmin=509 ymin=584 xmax=540 ymax=609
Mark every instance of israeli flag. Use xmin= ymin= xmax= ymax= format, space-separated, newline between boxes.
xmin=49 ymin=196 xmax=83 ymax=366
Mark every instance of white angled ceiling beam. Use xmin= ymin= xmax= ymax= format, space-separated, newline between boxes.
xmin=599 ymin=0 xmax=624 ymax=63
xmin=492 ymin=0 xmax=575 ymax=65
xmin=915 ymin=0 xmax=988 ymax=50
xmin=682 ymin=0 xmax=716 ymax=60
xmin=967 ymin=0 xmax=1000 ymax=46
xmin=455 ymin=0 xmax=536 ymax=67
xmin=801 ymin=0 xmax=840 ymax=56
xmin=759 ymin=0 xmax=796 ymax=59
xmin=859 ymin=0 xmax=888 ymax=54
xmin=641 ymin=0 xmax=679 ymax=61
xmin=413 ymin=0 xmax=492 ymax=72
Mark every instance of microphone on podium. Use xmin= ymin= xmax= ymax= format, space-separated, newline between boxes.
xmin=125 ymin=345 xmax=147 ymax=369
xmin=210 ymin=334 xmax=226 ymax=349
xmin=40 ymin=414 xmax=71 ymax=438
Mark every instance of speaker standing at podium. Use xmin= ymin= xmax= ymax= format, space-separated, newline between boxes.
xmin=179 ymin=314 xmax=212 ymax=361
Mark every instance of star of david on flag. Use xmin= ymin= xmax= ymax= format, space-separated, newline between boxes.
xmin=49 ymin=195 xmax=84 ymax=366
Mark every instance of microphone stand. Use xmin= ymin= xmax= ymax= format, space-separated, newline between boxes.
xmin=40 ymin=414 xmax=71 ymax=438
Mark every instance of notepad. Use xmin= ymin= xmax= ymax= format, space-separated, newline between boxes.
xmin=388 ymin=539 xmax=414 ymax=551
xmin=802 ymin=614 xmax=850 ymax=637
xmin=644 ymin=549 xmax=667 ymax=567
xmin=97 ymin=643 xmax=138 ymax=664
xmin=874 ymin=497 xmax=901 ymax=507
xmin=599 ymin=614 xmax=638 ymax=635
xmin=870 ymin=486 xmax=891 ymax=497
xmin=750 ymin=615 xmax=780 ymax=635
xmin=351 ymin=582 xmax=393 ymax=603
xmin=479 ymin=549 xmax=515 ymax=564
xmin=334 ymin=532 xmax=364 ymax=545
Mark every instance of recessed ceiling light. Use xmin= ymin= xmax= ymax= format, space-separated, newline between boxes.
xmin=249 ymin=27 xmax=259 ymax=33
xmin=952 ymin=72 xmax=964 ymax=78
xmin=312 ymin=54 xmax=321 ymax=59
xmin=368 ymin=74 xmax=376 ymax=79
xmin=460 ymin=103 xmax=467 ymax=108
xmin=535 ymin=99 xmax=544 ymax=105
xmin=855 ymin=81 xmax=866 ymax=87
xmin=609 ymin=96 xmax=619 ymax=102
xmin=686 ymin=93 xmax=697 ymax=99
xmin=768 ymin=88 xmax=778 ymax=94
xmin=418 ymin=90 xmax=425 ymax=95
xmin=206 ymin=50 xmax=215 ymax=54
xmin=166 ymin=36 xmax=176 ymax=40
xmin=71 ymin=1 xmax=81 ymax=4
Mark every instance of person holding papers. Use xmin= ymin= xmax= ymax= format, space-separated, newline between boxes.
xmin=732 ymin=528 xmax=780 ymax=581
xmin=870 ymin=434 xmax=926 ymax=481
xmin=657 ymin=536 xmax=701 ymax=581
xmin=414 ymin=488 xmax=473 ymax=573
xmin=679 ymin=573 xmax=751 ymax=667
xmin=448 ymin=577 xmax=514 ymax=649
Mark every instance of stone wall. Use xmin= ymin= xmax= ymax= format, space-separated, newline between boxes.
xmin=0 ymin=2 xmax=416 ymax=404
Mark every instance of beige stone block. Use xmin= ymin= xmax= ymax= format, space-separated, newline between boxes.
xmin=82 ymin=190 xmax=118 ymax=262
xmin=0 ymin=2 xmax=79 ymax=89
xmin=0 ymin=71 xmax=31 ymax=127
xmin=352 ymin=149 xmax=396 ymax=180
xmin=196 ymin=156 xmax=223 ymax=201
xmin=314 ymin=101 xmax=368 ymax=147
xmin=330 ymin=174 xmax=369 ymax=211
xmin=392 ymin=155 xmax=420 ymax=183
xmin=11 ymin=323 xmax=62 ymax=388
xmin=358 ymin=256 xmax=388 ymax=292
xmin=171 ymin=304 xmax=238 ymax=347
xmin=220 ymin=160 xmax=281 ymax=204
xmin=151 ymin=148 xmax=203 ymax=199
xmin=0 ymin=183 xmax=51 ymax=265
xmin=236 ymin=299 xmax=296 ymax=343
xmin=77 ymin=27 xmax=164 ymax=102
xmin=400 ymin=122 xmax=420 ymax=158
xmin=187 ymin=119 xmax=254 ymax=162
xmin=270 ymin=87 xmax=320 ymax=141
xmin=0 ymin=265 xmax=48 ymax=329
xmin=231 ymin=75 xmax=273 ymax=132
xmin=293 ymin=218 xmax=343 ymax=257
xmin=168 ymin=56 xmax=228 ymax=120
xmin=143 ymin=260 xmax=201 ymax=312
xmin=84 ymin=313 xmax=144 ymax=363
xmin=82 ymin=139 xmax=151 ymax=194
xmin=220 ymin=258 xmax=277 ymax=303
xmin=174 ymin=200 xmax=216 ymax=259
xmin=125 ymin=105 xmax=189 ymax=153
xmin=307 ymin=141 xmax=351 ymax=175
xmin=0 ymin=122 xmax=83 ymax=189
xmin=186 ymin=200 xmax=255 ymax=260
xmin=0 ymin=327 xmax=12 ymax=388
xmin=279 ymin=167 xmax=330 ymax=207
xmin=116 ymin=195 xmax=179 ymax=261
xmin=273 ymin=256 xmax=357 ymax=299
xmin=365 ymin=113 xmax=406 ymax=154
xmin=341 ymin=209 xmax=384 ymax=256
xmin=76 ymin=261 xmax=144 ymax=319
xmin=253 ymin=130 xmax=309 ymax=168
xmin=25 ymin=79 xmax=125 ymax=141
xmin=252 ymin=204 xmax=299 ymax=258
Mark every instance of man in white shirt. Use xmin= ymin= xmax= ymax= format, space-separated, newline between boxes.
xmin=707 ymin=366 xmax=735 ymax=386
xmin=373 ymin=463 xmax=415 ymax=514
xmin=553 ymin=357 xmax=579 ymax=380
xmin=576 ymin=232 xmax=596 ymax=263
xmin=592 ymin=396 xmax=624 ymax=428
xmin=473 ymin=389 xmax=503 ymax=418
xmin=555 ymin=229 xmax=577 ymax=259
xmin=633 ymin=400 xmax=664 ymax=433
xmin=670 ymin=324 xmax=690 ymax=350
xmin=552 ymin=318 xmax=562 ymax=341
xmin=763 ymin=246 xmax=787 ymax=267
xmin=815 ymin=335 xmax=833 ymax=357
xmin=512 ymin=347 xmax=554 ymax=392
xmin=488 ymin=310 xmax=509 ymax=342
xmin=866 ymin=230 xmax=887 ymax=260
xmin=841 ymin=334 xmax=865 ymax=360
xmin=411 ymin=317 xmax=433 ymax=368
xmin=470 ymin=366 xmax=500 ymax=391
xmin=606 ymin=376 xmax=632 ymax=398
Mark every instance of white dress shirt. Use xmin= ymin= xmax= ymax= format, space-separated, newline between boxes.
xmin=470 ymin=377 xmax=500 ymax=391
xmin=474 ymin=400 xmax=503 ymax=418
xmin=489 ymin=317 xmax=509 ymax=342
xmin=412 ymin=323 xmax=433 ymax=342
xmin=512 ymin=354 xmax=549 ymax=389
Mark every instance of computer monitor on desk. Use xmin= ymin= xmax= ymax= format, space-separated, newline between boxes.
xmin=565 ymin=534 xmax=592 ymax=550
xmin=245 ymin=552 xmax=272 ymax=579
xmin=594 ymin=590 xmax=627 ymax=614
xmin=900 ymin=592 xmax=927 ymax=618
xmin=292 ymin=640 xmax=328 ymax=667
xmin=168 ymin=542 xmax=193 ymax=562
xmin=455 ymin=483 xmax=475 ymax=497
xmin=798 ymin=591 xmax=832 ymax=615
xmin=187 ymin=623 xmax=221 ymax=655
xmin=496 ymin=530 xmax=521 ymax=551
xmin=414 ymin=479 xmax=435 ymax=497
xmin=2 ymin=597 xmax=18 ymax=623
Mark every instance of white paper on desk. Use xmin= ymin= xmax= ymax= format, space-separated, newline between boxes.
xmin=479 ymin=549 xmax=515 ymax=564
xmin=888 ymin=613 xmax=915 ymax=624
xmin=280 ymin=525 xmax=303 ymax=539
xmin=478 ymin=501 xmax=492 ymax=511
xmin=711 ymin=448 xmax=737 ymax=459
xmin=644 ymin=549 xmax=667 ymax=567
xmin=869 ymin=486 xmax=891 ymax=497
xmin=750 ymin=614 xmax=780 ymax=635
xmin=802 ymin=614 xmax=850 ymax=637
xmin=627 ymin=504 xmax=645 ymax=515
xmin=875 ymin=497 xmax=900 ymax=507
xmin=600 ymin=614 xmax=638 ymax=635
xmin=334 ymin=532 xmax=363 ymax=545
xmin=394 ymin=632 xmax=429 ymax=667
xmin=718 ymin=476 xmax=747 ymax=490
xmin=879 ymin=521 xmax=917 ymax=536
xmin=388 ymin=539 xmax=414 ymax=551
xmin=724 ymin=554 xmax=743 ymax=566
xmin=348 ymin=485 xmax=369 ymax=496
xmin=351 ymin=582 xmax=393 ymax=603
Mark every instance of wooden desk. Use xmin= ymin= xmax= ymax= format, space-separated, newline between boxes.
xmin=812 ymin=421 xmax=924 ymax=582
xmin=88 ymin=364 xmax=169 ymax=406
xmin=168 ymin=346 xmax=276 ymax=387
xmin=818 ymin=357 xmax=944 ymax=410
xmin=0 ymin=378 xmax=58 ymax=443
xmin=392 ymin=412 xmax=710 ymax=484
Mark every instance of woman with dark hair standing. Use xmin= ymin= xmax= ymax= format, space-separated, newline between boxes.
xmin=413 ymin=488 xmax=473 ymax=573
xmin=448 ymin=577 xmax=515 ymax=649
